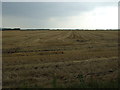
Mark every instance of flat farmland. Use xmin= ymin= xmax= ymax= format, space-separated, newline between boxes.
xmin=2 ymin=30 xmax=119 ymax=88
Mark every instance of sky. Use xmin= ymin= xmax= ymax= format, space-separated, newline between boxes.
xmin=2 ymin=1 xmax=119 ymax=29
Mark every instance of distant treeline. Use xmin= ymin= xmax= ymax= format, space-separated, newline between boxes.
xmin=22 ymin=29 xmax=50 ymax=31
xmin=1 ymin=28 xmax=120 ymax=31
xmin=2 ymin=28 xmax=20 ymax=31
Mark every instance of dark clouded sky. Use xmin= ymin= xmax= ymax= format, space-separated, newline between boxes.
xmin=2 ymin=2 xmax=118 ymax=29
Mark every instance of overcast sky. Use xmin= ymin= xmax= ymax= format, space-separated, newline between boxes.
xmin=2 ymin=2 xmax=118 ymax=29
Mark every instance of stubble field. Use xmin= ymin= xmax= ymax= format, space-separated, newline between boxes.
xmin=2 ymin=30 xmax=119 ymax=88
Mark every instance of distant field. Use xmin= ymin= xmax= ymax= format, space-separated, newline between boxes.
xmin=2 ymin=30 xmax=119 ymax=88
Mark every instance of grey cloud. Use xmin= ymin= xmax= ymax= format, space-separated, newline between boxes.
xmin=2 ymin=2 xmax=117 ymax=28
xmin=2 ymin=2 xmax=117 ymax=18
